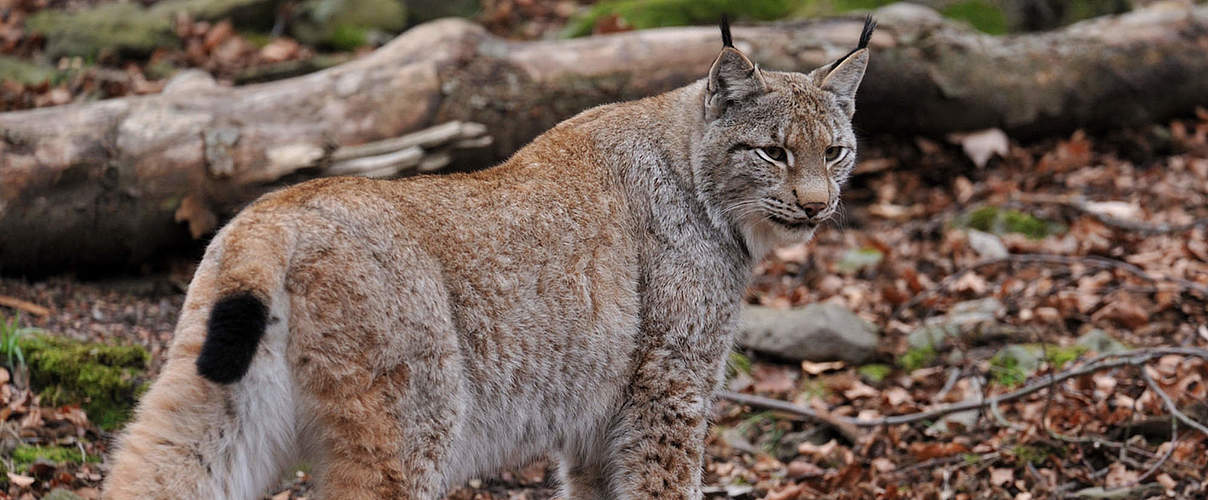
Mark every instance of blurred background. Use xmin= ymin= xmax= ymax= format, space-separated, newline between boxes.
xmin=1 ymin=0 xmax=1208 ymax=499
xmin=0 ymin=0 xmax=1168 ymax=113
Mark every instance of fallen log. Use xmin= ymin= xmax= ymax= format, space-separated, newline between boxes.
xmin=2 ymin=3 xmax=1207 ymax=275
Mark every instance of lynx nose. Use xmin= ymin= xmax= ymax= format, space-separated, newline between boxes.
xmin=798 ymin=202 xmax=826 ymax=219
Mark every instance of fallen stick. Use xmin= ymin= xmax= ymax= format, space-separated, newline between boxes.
xmin=717 ymin=347 xmax=1208 ymax=431
xmin=5 ymin=4 xmax=1208 ymax=274
xmin=0 ymin=296 xmax=50 ymax=317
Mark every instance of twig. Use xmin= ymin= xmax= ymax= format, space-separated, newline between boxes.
xmin=718 ymin=391 xmax=864 ymax=442
xmin=1130 ymin=419 xmax=1176 ymax=487
xmin=1141 ymin=368 xmax=1208 ymax=436
xmin=896 ymin=253 xmax=1208 ymax=318
xmin=718 ymin=347 xmax=1208 ymax=429
xmin=1017 ymin=193 xmax=1208 ymax=235
xmin=0 ymin=296 xmax=49 ymax=317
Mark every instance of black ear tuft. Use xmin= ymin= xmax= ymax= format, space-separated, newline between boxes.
xmin=858 ymin=14 xmax=876 ymax=50
xmin=829 ymin=15 xmax=877 ymax=72
xmin=720 ymin=14 xmax=733 ymax=48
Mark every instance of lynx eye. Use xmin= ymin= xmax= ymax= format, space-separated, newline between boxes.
xmin=825 ymin=146 xmax=845 ymax=162
xmin=756 ymin=146 xmax=788 ymax=164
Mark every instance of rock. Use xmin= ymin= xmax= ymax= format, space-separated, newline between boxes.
xmin=907 ymin=298 xmax=1005 ymax=349
xmin=1076 ymin=329 xmax=1129 ymax=355
xmin=835 ymin=247 xmax=884 ymax=274
xmin=738 ymin=304 xmax=879 ymax=364
xmin=991 ymin=344 xmax=1043 ymax=384
xmin=162 ymin=69 xmax=218 ymax=95
xmin=967 ymin=229 xmax=1009 ymax=259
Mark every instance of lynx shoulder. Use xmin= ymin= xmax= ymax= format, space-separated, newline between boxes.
xmin=103 ymin=16 xmax=874 ymax=500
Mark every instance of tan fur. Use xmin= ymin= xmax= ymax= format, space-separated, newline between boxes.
xmin=104 ymin=30 xmax=871 ymax=499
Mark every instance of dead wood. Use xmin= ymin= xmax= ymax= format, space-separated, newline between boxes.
xmin=2 ymin=4 xmax=1207 ymax=274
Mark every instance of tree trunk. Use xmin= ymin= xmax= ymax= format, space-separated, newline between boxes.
xmin=2 ymin=3 xmax=1207 ymax=275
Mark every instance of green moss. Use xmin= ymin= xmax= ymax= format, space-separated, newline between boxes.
xmin=26 ymin=0 xmax=279 ymax=58
xmin=11 ymin=445 xmax=99 ymax=473
xmin=991 ymin=343 xmax=1087 ymax=387
xmin=291 ymin=0 xmax=407 ymax=48
xmin=726 ymin=350 xmax=752 ymax=379
xmin=784 ymin=0 xmax=897 ymax=21
xmin=1044 ymin=344 xmax=1087 ymax=370
xmin=239 ymin=31 xmax=273 ymax=49
xmin=1009 ymin=443 xmax=1065 ymax=466
xmin=26 ymin=3 xmax=174 ymax=58
xmin=327 ymin=25 xmax=370 ymax=51
xmin=799 ymin=378 xmax=831 ymax=400
xmin=990 ymin=353 xmax=1028 ymax=387
xmin=942 ymin=0 xmax=1008 ymax=35
xmin=563 ymin=0 xmax=798 ymax=38
xmin=898 ymin=345 xmax=936 ymax=372
xmin=18 ymin=334 xmax=148 ymax=430
xmin=957 ymin=205 xmax=1063 ymax=240
xmin=857 ymin=363 xmax=891 ymax=383
xmin=0 ymin=56 xmax=61 ymax=85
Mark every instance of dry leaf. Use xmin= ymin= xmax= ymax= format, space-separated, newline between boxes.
xmin=990 ymin=468 xmax=1014 ymax=487
xmin=908 ymin=442 xmax=970 ymax=460
xmin=1104 ymin=463 xmax=1138 ymax=488
xmin=948 ymin=128 xmax=1009 ymax=168
xmin=7 ymin=473 xmax=34 ymax=487
xmin=801 ymin=360 xmax=845 ymax=375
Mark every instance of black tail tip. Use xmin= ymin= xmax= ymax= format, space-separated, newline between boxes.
xmin=720 ymin=14 xmax=733 ymax=48
xmin=197 ymin=292 xmax=269 ymax=384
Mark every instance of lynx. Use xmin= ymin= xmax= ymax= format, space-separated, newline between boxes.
xmin=104 ymin=16 xmax=875 ymax=500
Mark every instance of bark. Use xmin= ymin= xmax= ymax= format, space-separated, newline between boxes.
xmin=2 ymin=3 xmax=1207 ymax=275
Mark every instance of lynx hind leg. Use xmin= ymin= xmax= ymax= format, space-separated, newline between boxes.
xmin=287 ymin=246 xmax=465 ymax=500
xmin=106 ymin=267 xmax=298 ymax=499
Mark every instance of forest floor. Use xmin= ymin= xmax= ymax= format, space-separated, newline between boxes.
xmin=1 ymin=111 xmax=1207 ymax=499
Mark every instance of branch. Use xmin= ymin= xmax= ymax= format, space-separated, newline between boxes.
xmin=1017 ymin=193 xmax=1208 ymax=236
xmin=1141 ymin=367 xmax=1208 ymax=436
xmin=718 ymin=347 xmax=1208 ymax=431
xmin=895 ymin=253 xmax=1208 ymax=318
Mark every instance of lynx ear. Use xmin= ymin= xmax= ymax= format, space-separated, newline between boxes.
xmin=705 ymin=16 xmax=767 ymax=121
xmin=811 ymin=15 xmax=875 ymax=116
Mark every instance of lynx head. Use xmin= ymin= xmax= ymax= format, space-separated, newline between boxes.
xmin=694 ymin=15 xmax=874 ymax=258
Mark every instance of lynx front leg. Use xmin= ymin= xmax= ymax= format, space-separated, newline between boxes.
xmin=558 ymin=453 xmax=612 ymax=500
xmin=608 ymin=357 xmax=713 ymax=500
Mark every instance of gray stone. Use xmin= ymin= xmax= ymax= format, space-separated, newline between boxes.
xmin=1076 ymin=329 xmax=1129 ymax=355
xmin=967 ymin=229 xmax=1009 ymax=259
xmin=908 ymin=298 xmax=1005 ymax=349
xmin=738 ymin=304 xmax=879 ymax=364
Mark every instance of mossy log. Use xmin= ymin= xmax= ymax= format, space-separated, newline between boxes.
xmin=2 ymin=3 xmax=1208 ymax=274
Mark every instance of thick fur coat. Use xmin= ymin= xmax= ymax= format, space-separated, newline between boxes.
xmin=103 ymin=17 xmax=874 ymax=500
